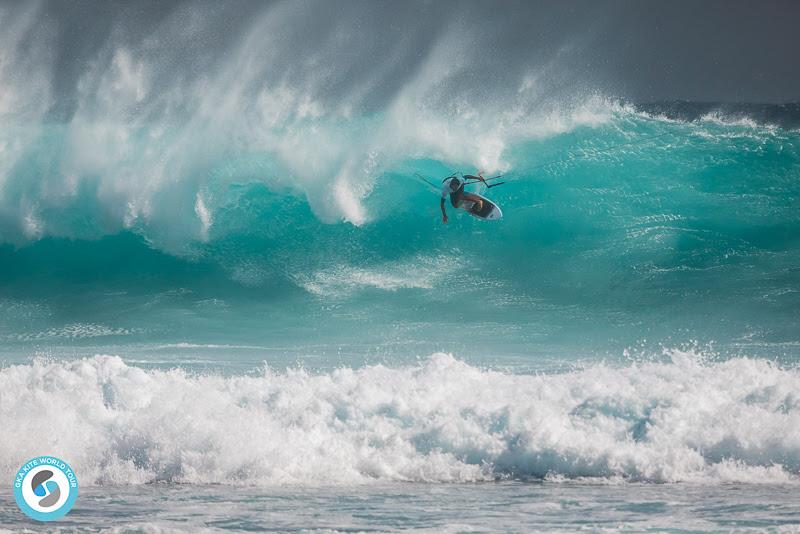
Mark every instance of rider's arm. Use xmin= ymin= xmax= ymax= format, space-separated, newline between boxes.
xmin=440 ymin=198 xmax=448 ymax=223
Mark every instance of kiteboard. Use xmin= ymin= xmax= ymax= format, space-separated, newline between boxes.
xmin=460 ymin=193 xmax=502 ymax=220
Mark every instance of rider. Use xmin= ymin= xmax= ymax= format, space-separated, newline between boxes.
xmin=440 ymin=173 xmax=487 ymax=224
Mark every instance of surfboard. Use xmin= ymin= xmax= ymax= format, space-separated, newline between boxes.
xmin=461 ymin=193 xmax=503 ymax=220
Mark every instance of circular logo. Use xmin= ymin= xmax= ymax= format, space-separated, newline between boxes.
xmin=13 ymin=456 xmax=78 ymax=522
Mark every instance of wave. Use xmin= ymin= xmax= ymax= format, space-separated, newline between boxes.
xmin=1 ymin=351 xmax=799 ymax=486
xmin=2 ymin=103 xmax=797 ymax=272
xmin=0 ymin=1 xmax=632 ymax=248
xmin=0 ymin=96 xmax=627 ymax=250
xmin=3 ymin=3 xmax=797 ymax=255
xmin=2 ymin=3 xmax=799 ymax=362
xmin=1 ymin=103 xmax=798 ymax=356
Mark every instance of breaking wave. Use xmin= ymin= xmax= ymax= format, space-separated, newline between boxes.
xmin=1 ymin=351 xmax=799 ymax=486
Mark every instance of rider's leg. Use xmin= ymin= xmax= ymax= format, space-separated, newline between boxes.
xmin=460 ymin=192 xmax=484 ymax=212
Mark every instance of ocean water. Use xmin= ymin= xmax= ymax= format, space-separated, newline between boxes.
xmin=2 ymin=3 xmax=800 ymax=530
xmin=1 ymin=101 xmax=798 ymax=532
xmin=2 ymin=102 xmax=798 ymax=372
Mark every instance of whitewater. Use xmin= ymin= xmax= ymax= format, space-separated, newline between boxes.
xmin=2 ymin=1 xmax=800 ymax=531
xmin=2 ymin=350 xmax=799 ymax=486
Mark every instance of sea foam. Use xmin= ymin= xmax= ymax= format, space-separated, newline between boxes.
xmin=1 ymin=351 xmax=798 ymax=486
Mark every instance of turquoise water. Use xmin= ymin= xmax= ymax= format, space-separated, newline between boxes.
xmin=1 ymin=105 xmax=798 ymax=369
xmin=2 ymin=102 xmax=800 ymax=531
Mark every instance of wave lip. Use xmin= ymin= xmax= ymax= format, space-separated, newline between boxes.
xmin=634 ymin=101 xmax=800 ymax=130
xmin=1 ymin=351 xmax=798 ymax=486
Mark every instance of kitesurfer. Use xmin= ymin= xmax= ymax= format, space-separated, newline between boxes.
xmin=440 ymin=174 xmax=487 ymax=224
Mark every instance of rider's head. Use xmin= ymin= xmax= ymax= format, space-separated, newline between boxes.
xmin=449 ymin=177 xmax=461 ymax=191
